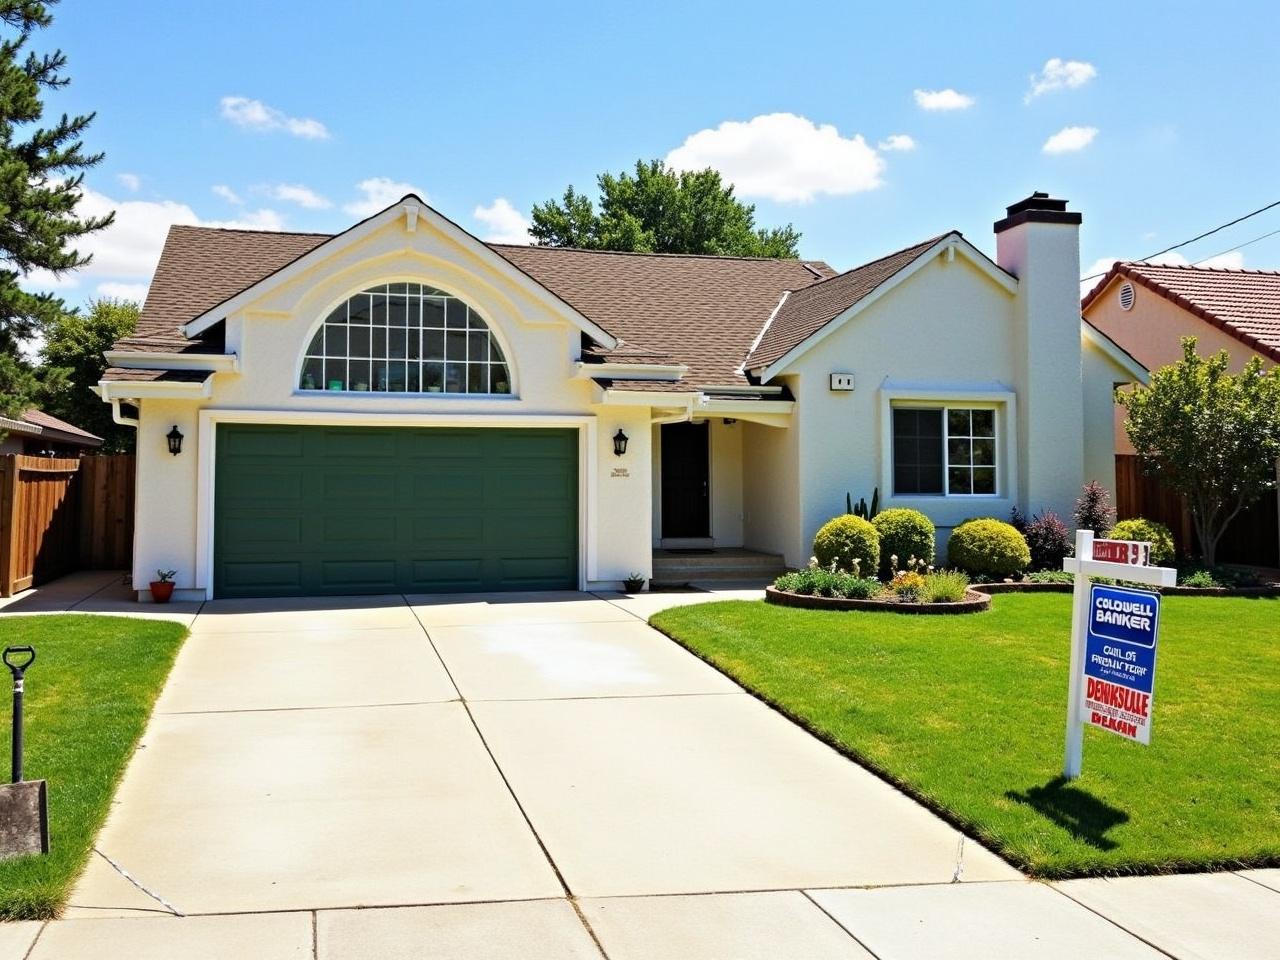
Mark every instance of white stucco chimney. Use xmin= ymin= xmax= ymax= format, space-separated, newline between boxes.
xmin=994 ymin=192 xmax=1084 ymax=522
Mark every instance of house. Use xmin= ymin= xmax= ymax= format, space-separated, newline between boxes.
xmin=1083 ymin=262 xmax=1280 ymax=566
xmin=0 ymin=409 xmax=103 ymax=457
xmin=98 ymin=191 xmax=1144 ymax=601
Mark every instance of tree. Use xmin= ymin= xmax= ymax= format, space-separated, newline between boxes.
xmin=1118 ymin=337 xmax=1280 ymax=567
xmin=530 ymin=159 xmax=801 ymax=258
xmin=38 ymin=297 xmax=137 ymax=451
xmin=0 ymin=1 xmax=112 ymax=416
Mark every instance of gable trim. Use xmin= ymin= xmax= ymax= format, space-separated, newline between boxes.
xmin=1082 ymin=318 xmax=1149 ymax=384
xmin=752 ymin=234 xmax=1018 ymax=382
xmin=181 ymin=196 xmax=619 ymax=350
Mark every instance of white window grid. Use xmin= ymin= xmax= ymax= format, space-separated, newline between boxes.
xmin=892 ymin=404 xmax=999 ymax=497
xmin=299 ymin=283 xmax=511 ymax=395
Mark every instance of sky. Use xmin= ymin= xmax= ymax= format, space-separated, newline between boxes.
xmin=24 ymin=0 xmax=1280 ymax=308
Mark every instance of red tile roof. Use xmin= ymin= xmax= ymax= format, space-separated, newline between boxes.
xmin=1082 ymin=262 xmax=1280 ymax=363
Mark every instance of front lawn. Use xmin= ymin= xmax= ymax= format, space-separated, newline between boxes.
xmin=651 ymin=594 xmax=1279 ymax=878
xmin=0 ymin=615 xmax=186 ymax=920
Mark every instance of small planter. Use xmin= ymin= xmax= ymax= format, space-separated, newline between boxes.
xmin=623 ymin=576 xmax=646 ymax=593
xmin=149 ymin=581 xmax=175 ymax=604
xmin=765 ymin=586 xmax=991 ymax=615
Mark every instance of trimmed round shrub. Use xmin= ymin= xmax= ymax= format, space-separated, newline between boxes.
xmin=872 ymin=508 xmax=936 ymax=575
xmin=946 ymin=518 xmax=1031 ymax=579
xmin=1108 ymin=518 xmax=1176 ymax=567
xmin=813 ymin=514 xmax=880 ymax=576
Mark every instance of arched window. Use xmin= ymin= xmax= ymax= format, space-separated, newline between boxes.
xmin=299 ymin=283 xmax=511 ymax=394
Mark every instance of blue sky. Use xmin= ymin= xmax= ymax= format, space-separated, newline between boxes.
xmin=29 ymin=0 xmax=1280 ymax=306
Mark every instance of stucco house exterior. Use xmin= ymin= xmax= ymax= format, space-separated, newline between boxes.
xmin=98 ymin=191 xmax=1144 ymax=601
xmin=1083 ymin=261 xmax=1279 ymax=565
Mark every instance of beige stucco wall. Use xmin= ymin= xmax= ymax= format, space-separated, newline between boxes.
xmin=1082 ymin=338 xmax=1121 ymax=494
xmin=1085 ymin=277 xmax=1269 ymax=454
xmin=129 ymin=212 xmax=654 ymax=597
xmin=742 ymin=408 xmax=803 ymax=565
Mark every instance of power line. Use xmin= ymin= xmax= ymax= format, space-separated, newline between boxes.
xmin=1080 ymin=198 xmax=1280 ymax=282
xmin=1193 ymin=227 xmax=1280 ymax=266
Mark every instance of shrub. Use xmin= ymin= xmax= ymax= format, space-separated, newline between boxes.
xmin=813 ymin=515 xmax=880 ymax=575
xmin=1178 ymin=569 xmax=1220 ymax=589
xmin=873 ymin=508 xmax=935 ymax=576
xmin=1023 ymin=510 xmax=1072 ymax=571
xmin=1027 ymin=570 xmax=1074 ymax=584
xmin=888 ymin=569 xmax=926 ymax=599
xmin=920 ymin=569 xmax=970 ymax=603
xmin=1074 ymin=481 xmax=1115 ymax=538
xmin=946 ymin=518 xmax=1031 ymax=579
xmin=772 ymin=568 xmax=879 ymax=599
xmin=1108 ymin=518 xmax=1176 ymax=567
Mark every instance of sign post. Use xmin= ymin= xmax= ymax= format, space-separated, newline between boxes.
xmin=1060 ymin=530 xmax=1175 ymax=779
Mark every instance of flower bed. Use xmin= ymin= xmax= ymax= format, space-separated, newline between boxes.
xmin=765 ymin=585 xmax=991 ymax=614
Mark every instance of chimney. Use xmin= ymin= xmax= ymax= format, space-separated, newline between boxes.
xmin=994 ymin=192 xmax=1084 ymax=524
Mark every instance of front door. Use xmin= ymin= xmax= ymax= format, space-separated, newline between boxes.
xmin=661 ymin=421 xmax=710 ymax=538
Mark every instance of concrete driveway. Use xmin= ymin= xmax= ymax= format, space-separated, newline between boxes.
xmin=15 ymin=589 xmax=1275 ymax=958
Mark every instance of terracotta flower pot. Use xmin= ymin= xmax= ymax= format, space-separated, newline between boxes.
xmin=150 ymin=581 xmax=175 ymax=604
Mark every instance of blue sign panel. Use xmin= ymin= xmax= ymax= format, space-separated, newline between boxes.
xmin=1082 ymin=583 xmax=1161 ymax=744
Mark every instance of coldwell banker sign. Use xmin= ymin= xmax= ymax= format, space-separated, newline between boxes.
xmin=1060 ymin=531 xmax=1176 ymax=778
xmin=1083 ymin=584 xmax=1159 ymax=743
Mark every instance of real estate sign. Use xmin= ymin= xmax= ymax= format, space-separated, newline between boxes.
xmin=1082 ymin=584 xmax=1160 ymax=744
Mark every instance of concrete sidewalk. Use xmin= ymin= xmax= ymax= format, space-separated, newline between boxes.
xmin=2 ymin=586 xmax=1275 ymax=958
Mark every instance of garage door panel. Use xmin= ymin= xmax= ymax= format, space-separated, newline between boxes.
xmin=215 ymin=424 xmax=577 ymax=598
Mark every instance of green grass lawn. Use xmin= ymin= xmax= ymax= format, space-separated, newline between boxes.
xmin=0 ymin=615 xmax=186 ymax=920
xmin=651 ymin=594 xmax=1280 ymax=878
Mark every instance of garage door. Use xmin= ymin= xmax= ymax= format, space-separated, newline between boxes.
xmin=213 ymin=424 xmax=578 ymax=598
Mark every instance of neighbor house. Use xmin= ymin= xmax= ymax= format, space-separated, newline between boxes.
xmin=1083 ymin=262 xmax=1280 ymax=566
xmin=0 ymin=409 xmax=103 ymax=457
xmin=98 ymin=191 xmax=1144 ymax=600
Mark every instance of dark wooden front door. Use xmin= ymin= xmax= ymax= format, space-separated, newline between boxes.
xmin=661 ymin=421 xmax=710 ymax=538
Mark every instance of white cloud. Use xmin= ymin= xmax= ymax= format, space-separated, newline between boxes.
xmin=1026 ymin=58 xmax=1097 ymax=103
xmin=665 ymin=112 xmax=885 ymax=204
xmin=212 ymin=184 xmax=243 ymax=205
xmin=23 ymin=267 xmax=79 ymax=290
xmin=877 ymin=134 xmax=916 ymax=152
xmin=268 ymin=183 xmax=332 ymax=210
xmin=474 ymin=197 xmax=531 ymax=244
xmin=219 ymin=96 xmax=330 ymax=140
xmin=342 ymin=177 xmax=427 ymax=217
xmin=117 ymin=173 xmax=141 ymax=192
xmin=913 ymin=88 xmax=975 ymax=111
xmin=1042 ymin=125 xmax=1098 ymax=154
xmin=97 ymin=281 xmax=149 ymax=301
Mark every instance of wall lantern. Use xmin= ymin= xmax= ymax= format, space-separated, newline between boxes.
xmin=166 ymin=425 xmax=184 ymax=456
xmin=612 ymin=428 xmax=629 ymax=457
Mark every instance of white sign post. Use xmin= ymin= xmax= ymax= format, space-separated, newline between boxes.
xmin=1061 ymin=529 xmax=1176 ymax=779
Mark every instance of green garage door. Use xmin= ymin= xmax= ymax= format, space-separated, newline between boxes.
xmin=214 ymin=424 xmax=578 ymax=598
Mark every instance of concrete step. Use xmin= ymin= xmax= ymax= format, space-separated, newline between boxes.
xmin=651 ymin=550 xmax=786 ymax=584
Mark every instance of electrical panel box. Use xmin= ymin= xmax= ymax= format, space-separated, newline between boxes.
xmin=829 ymin=373 xmax=855 ymax=391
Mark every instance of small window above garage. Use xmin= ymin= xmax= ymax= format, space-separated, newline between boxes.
xmin=299 ymin=283 xmax=511 ymax=395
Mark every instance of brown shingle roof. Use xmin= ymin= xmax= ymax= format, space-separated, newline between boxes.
xmin=20 ymin=409 xmax=102 ymax=443
xmin=1082 ymin=262 xmax=1280 ymax=363
xmin=745 ymin=234 xmax=950 ymax=370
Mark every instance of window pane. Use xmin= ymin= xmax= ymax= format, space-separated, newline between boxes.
xmin=423 ymin=330 xmax=444 ymax=360
xmin=423 ymin=361 xmax=444 ymax=391
xmin=325 ymin=324 xmax=347 ymax=356
xmin=445 ymin=331 xmax=467 ymax=360
xmin=948 ymin=408 xmax=970 ymax=436
xmin=300 ymin=357 xmax=322 ymax=390
xmin=371 ymin=295 xmax=388 ymax=327
xmin=349 ymin=326 xmax=370 ymax=358
xmin=948 ymin=438 xmax=971 ymax=466
xmin=305 ymin=328 xmax=325 ymax=356
xmin=387 ymin=361 xmax=407 ymax=392
xmin=972 ymin=437 xmax=996 ymax=466
xmin=892 ymin=408 xmax=944 ymax=494
xmin=468 ymin=331 xmax=489 ymax=362
xmin=406 ymin=364 xmax=420 ymax=392
xmin=388 ymin=282 xmax=409 ymax=295
xmin=324 ymin=359 xmax=347 ymax=390
xmin=372 ymin=327 xmax=386 ymax=358
xmin=444 ymin=362 xmax=465 ymax=393
xmin=348 ymin=295 xmax=371 ymax=325
xmin=971 ymin=409 xmax=995 ymax=437
xmin=407 ymin=329 xmax=420 ymax=360
xmin=348 ymin=359 xmax=371 ymax=391
xmin=423 ymin=298 xmax=445 ymax=328
xmin=973 ymin=467 xmax=996 ymax=495
xmin=389 ymin=326 xmax=407 ymax=359
xmin=446 ymin=300 xmax=468 ymax=329
xmin=492 ymin=364 xmax=510 ymax=393
xmin=948 ymin=467 xmax=971 ymax=495
xmin=388 ymin=294 xmax=408 ymax=327
xmin=468 ymin=363 xmax=488 ymax=394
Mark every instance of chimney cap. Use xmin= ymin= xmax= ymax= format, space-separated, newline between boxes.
xmin=995 ymin=191 xmax=1082 ymax=232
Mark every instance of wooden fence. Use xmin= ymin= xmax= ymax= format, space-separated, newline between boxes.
xmin=1115 ymin=454 xmax=1279 ymax=567
xmin=0 ymin=454 xmax=136 ymax=597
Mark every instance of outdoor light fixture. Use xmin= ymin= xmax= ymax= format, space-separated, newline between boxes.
xmin=166 ymin=425 xmax=184 ymax=456
xmin=612 ymin=428 xmax=629 ymax=456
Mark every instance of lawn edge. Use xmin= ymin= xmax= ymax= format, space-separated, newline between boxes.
xmin=649 ymin=599 xmax=1280 ymax=881
xmin=0 ymin=614 xmax=190 ymax=922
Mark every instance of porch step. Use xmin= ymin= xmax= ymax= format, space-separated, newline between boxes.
xmin=651 ymin=549 xmax=786 ymax=584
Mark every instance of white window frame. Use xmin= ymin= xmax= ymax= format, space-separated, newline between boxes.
xmin=878 ymin=384 xmax=1017 ymax=507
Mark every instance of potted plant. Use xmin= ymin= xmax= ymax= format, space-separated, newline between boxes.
xmin=623 ymin=572 xmax=646 ymax=593
xmin=150 ymin=569 xmax=177 ymax=604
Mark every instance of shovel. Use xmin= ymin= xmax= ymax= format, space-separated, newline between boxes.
xmin=0 ymin=645 xmax=49 ymax=859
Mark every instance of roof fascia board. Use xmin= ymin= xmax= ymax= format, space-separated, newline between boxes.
xmin=600 ymin=388 xmax=702 ymax=407
xmin=98 ymin=378 xmax=214 ymax=401
xmin=1082 ymin=320 xmax=1149 ymax=384
xmin=104 ymin=350 xmax=239 ymax=373
xmin=181 ymin=199 xmax=618 ymax=349
xmin=574 ymin=361 xmax=688 ymax=380
xmin=754 ymin=235 xmax=1015 ymax=381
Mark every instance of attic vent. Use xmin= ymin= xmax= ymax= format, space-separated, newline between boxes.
xmin=1118 ymin=281 xmax=1136 ymax=311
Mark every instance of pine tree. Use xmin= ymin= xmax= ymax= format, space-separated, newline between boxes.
xmin=0 ymin=1 xmax=112 ymax=416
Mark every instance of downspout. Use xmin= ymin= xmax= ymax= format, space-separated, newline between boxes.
xmin=110 ymin=398 xmax=139 ymax=429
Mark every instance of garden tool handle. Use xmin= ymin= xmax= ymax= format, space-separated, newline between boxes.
xmin=3 ymin=645 xmax=34 ymax=679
